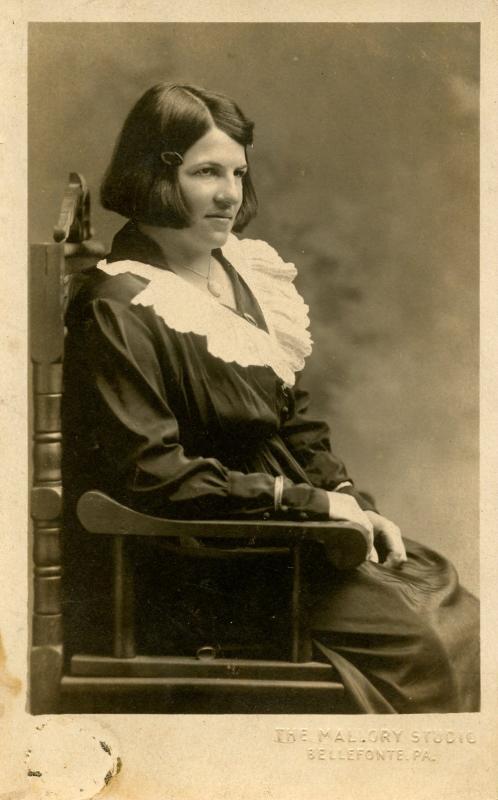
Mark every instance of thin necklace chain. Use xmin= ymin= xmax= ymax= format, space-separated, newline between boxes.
xmin=172 ymin=256 xmax=223 ymax=298
xmin=176 ymin=256 xmax=212 ymax=282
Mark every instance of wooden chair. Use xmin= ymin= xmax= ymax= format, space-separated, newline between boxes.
xmin=30 ymin=174 xmax=370 ymax=714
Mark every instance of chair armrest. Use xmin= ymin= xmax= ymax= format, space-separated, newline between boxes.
xmin=77 ymin=490 xmax=370 ymax=569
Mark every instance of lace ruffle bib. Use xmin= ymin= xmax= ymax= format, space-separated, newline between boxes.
xmin=97 ymin=235 xmax=312 ymax=386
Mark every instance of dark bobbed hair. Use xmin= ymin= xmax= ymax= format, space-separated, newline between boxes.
xmin=100 ymin=82 xmax=257 ymax=231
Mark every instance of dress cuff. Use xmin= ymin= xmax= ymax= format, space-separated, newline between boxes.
xmin=334 ymin=481 xmax=354 ymax=492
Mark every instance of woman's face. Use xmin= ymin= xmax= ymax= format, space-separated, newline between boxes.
xmin=177 ymin=126 xmax=247 ymax=250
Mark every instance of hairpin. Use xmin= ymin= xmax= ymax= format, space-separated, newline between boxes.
xmin=160 ymin=151 xmax=183 ymax=166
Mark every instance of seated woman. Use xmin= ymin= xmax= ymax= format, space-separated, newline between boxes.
xmin=63 ymin=82 xmax=479 ymax=713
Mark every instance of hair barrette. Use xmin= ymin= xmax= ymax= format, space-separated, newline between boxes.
xmin=160 ymin=151 xmax=183 ymax=166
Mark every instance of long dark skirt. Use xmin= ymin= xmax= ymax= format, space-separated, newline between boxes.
xmin=307 ymin=538 xmax=479 ymax=713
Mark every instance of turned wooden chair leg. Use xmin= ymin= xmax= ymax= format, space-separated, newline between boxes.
xmin=291 ymin=542 xmax=302 ymax=662
xmin=113 ymin=536 xmax=136 ymax=659
xmin=291 ymin=541 xmax=313 ymax=663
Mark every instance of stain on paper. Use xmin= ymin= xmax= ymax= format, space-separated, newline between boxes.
xmin=0 ymin=634 xmax=22 ymax=704
xmin=25 ymin=718 xmax=121 ymax=799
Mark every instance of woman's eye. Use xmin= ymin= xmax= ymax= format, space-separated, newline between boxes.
xmin=195 ymin=167 xmax=217 ymax=176
xmin=194 ymin=167 xmax=247 ymax=178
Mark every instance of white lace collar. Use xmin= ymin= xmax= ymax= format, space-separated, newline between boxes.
xmin=97 ymin=234 xmax=312 ymax=386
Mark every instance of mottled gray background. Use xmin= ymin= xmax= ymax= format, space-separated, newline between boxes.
xmin=29 ymin=23 xmax=479 ymax=593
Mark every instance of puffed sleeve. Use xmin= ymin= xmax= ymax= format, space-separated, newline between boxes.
xmin=279 ymin=378 xmax=377 ymax=512
xmin=66 ymin=294 xmax=332 ymax=521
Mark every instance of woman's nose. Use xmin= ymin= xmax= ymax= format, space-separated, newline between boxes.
xmin=215 ymin=177 xmax=241 ymax=206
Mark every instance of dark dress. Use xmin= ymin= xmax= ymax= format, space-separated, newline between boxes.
xmin=62 ymin=221 xmax=480 ymax=713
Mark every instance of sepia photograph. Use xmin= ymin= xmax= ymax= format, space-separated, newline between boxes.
xmin=28 ymin=19 xmax=480 ymax=717
xmin=1 ymin=4 xmax=497 ymax=799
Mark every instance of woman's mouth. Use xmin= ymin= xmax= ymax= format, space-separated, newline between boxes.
xmin=205 ymin=215 xmax=232 ymax=228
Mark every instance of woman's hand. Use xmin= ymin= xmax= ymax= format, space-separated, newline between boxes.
xmin=327 ymin=492 xmax=374 ymax=553
xmin=365 ymin=510 xmax=407 ymax=568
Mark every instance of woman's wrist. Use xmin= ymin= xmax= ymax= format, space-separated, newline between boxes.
xmin=333 ymin=481 xmax=378 ymax=513
xmin=279 ymin=484 xmax=330 ymax=520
